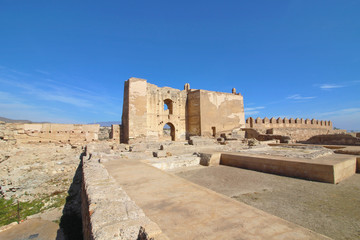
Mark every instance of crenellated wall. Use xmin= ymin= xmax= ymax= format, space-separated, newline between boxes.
xmin=246 ymin=117 xmax=332 ymax=130
xmin=244 ymin=117 xmax=340 ymax=142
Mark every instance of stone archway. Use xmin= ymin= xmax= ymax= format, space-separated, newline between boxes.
xmin=163 ymin=122 xmax=175 ymax=141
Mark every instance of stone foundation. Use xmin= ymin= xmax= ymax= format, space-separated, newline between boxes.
xmin=81 ymin=146 xmax=168 ymax=240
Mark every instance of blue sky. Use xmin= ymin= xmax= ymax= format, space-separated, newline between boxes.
xmin=0 ymin=1 xmax=359 ymax=130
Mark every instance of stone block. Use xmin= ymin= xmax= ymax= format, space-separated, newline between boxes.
xmin=153 ymin=151 xmax=167 ymax=158
xmin=199 ymin=152 xmax=221 ymax=166
xmin=188 ymin=136 xmax=215 ymax=146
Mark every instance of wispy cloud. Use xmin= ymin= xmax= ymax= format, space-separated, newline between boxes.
xmin=0 ymin=78 xmax=92 ymax=108
xmin=316 ymin=108 xmax=360 ymax=117
xmin=319 ymin=84 xmax=343 ymax=89
xmin=244 ymin=106 xmax=264 ymax=111
xmin=315 ymin=80 xmax=360 ymax=90
xmin=0 ymin=66 xmax=122 ymax=123
xmin=35 ymin=69 xmax=50 ymax=75
xmin=287 ymin=94 xmax=316 ymax=100
xmin=245 ymin=106 xmax=264 ymax=116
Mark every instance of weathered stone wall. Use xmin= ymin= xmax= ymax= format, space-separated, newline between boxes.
xmin=197 ymin=90 xmax=245 ymax=137
xmin=98 ymin=127 xmax=111 ymax=140
xmin=244 ymin=117 xmax=338 ymax=142
xmin=0 ymin=122 xmax=99 ymax=144
xmin=306 ymin=134 xmax=360 ymax=146
xmin=121 ymin=78 xmax=245 ymax=142
xmin=122 ymin=78 xmax=188 ymax=143
xmin=246 ymin=117 xmax=332 ymax=130
xmin=146 ymin=82 xmax=188 ymax=141
xmin=110 ymin=125 xmax=121 ymax=143
xmin=187 ymin=90 xmax=201 ymax=136
xmin=81 ymin=145 xmax=168 ymax=239
xmin=268 ymin=128 xmax=346 ymax=142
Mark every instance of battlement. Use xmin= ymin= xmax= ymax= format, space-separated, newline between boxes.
xmin=246 ymin=117 xmax=332 ymax=130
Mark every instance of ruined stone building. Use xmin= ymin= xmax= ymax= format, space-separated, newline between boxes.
xmin=0 ymin=77 xmax=340 ymax=145
xmin=121 ymin=77 xmax=245 ymax=143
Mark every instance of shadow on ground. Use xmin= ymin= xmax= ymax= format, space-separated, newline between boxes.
xmin=56 ymin=153 xmax=84 ymax=240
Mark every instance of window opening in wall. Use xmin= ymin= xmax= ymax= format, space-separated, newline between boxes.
xmin=164 ymin=99 xmax=173 ymax=115
xmin=212 ymin=127 xmax=216 ymax=137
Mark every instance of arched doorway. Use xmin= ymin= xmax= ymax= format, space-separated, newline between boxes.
xmin=163 ymin=122 xmax=175 ymax=141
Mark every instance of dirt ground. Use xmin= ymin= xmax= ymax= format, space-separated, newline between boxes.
xmin=176 ymin=165 xmax=360 ymax=240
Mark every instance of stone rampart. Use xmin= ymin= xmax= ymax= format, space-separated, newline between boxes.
xmin=246 ymin=117 xmax=332 ymax=130
xmin=0 ymin=122 xmax=99 ymax=144
xmin=244 ymin=117 xmax=340 ymax=142
xmin=81 ymin=145 xmax=168 ymax=240
xmin=268 ymin=128 xmax=347 ymax=142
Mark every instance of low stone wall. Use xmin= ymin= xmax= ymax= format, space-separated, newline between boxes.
xmin=81 ymin=147 xmax=167 ymax=240
xmin=0 ymin=122 xmax=99 ymax=144
xmin=219 ymin=152 xmax=356 ymax=184
xmin=268 ymin=128 xmax=346 ymax=142
xmin=306 ymin=134 xmax=360 ymax=146
xmin=242 ymin=124 xmax=346 ymax=142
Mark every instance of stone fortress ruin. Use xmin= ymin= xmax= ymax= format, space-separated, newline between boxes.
xmin=1 ymin=77 xmax=353 ymax=146
xmin=1 ymin=77 xmax=360 ymax=240
xmin=121 ymin=77 xmax=245 ymax=143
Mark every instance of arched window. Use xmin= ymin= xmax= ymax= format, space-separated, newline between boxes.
xmin=164 ymin=99 xmax=173 ymax=115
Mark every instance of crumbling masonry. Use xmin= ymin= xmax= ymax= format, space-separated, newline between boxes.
xmin=121 ymin=77 xmax=245 ymax=143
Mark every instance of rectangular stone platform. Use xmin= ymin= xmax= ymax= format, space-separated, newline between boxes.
xmin=220 ymin=152 xmax=356 ymax=184
xmin=104 ymin=158 xmax=330 ymax=239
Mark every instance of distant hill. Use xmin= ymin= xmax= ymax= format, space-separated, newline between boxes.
xmin=93 ymin=121 xmax=121 ymax=127
xmin=0 ymin=116 xmax=32 ymax=123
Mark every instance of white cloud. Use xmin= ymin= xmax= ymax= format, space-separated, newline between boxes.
xmin=245 ymin=111 xmax=260 ymax=115
xmin=287 ymin=94 xmax=316 ymax=100
xmin=319 ymin=84 xmax=343 ymax=89
xmin=245 ymin=106 xmax=265 ymax=116
xmin=244 ymin=106 xmax=264 ymax=111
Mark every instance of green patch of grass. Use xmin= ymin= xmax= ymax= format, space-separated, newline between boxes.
xmin=0 ymin=191 xmax=68 ymax=227
xmin=0 ymin=198 xmax=20 ymax=226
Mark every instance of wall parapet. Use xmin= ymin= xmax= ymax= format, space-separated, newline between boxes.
xmin=81 ymin=144 xmax=168 ymax=240
xmin=245 ymin=117 xmax=332 ymax=130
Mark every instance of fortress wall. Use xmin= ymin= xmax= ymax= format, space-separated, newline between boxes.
xmin=245 ymin=117 xmax=333 ymax=130
xmin=243 ymin=117 xmax=344 ymax=142
xmin=198 ymin=90 xmax=245 ymax=137
xmin=121 ymin=78 xmax=245 ymax=142
xmin=146 ymin=82 xmax=187 ymax=141
xmin=121 ymin=78 xmax=188 ymax=143
xmin=81 ymin=144 xmax=167 ymax=240
xmin=0 ymin=121 xmax=99 ymax=144
xmin=269 ymin=128 xmax=346 ymax=142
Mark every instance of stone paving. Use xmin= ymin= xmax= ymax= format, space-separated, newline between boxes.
xmin=104 ymin=157 xmax=330 ymax=240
